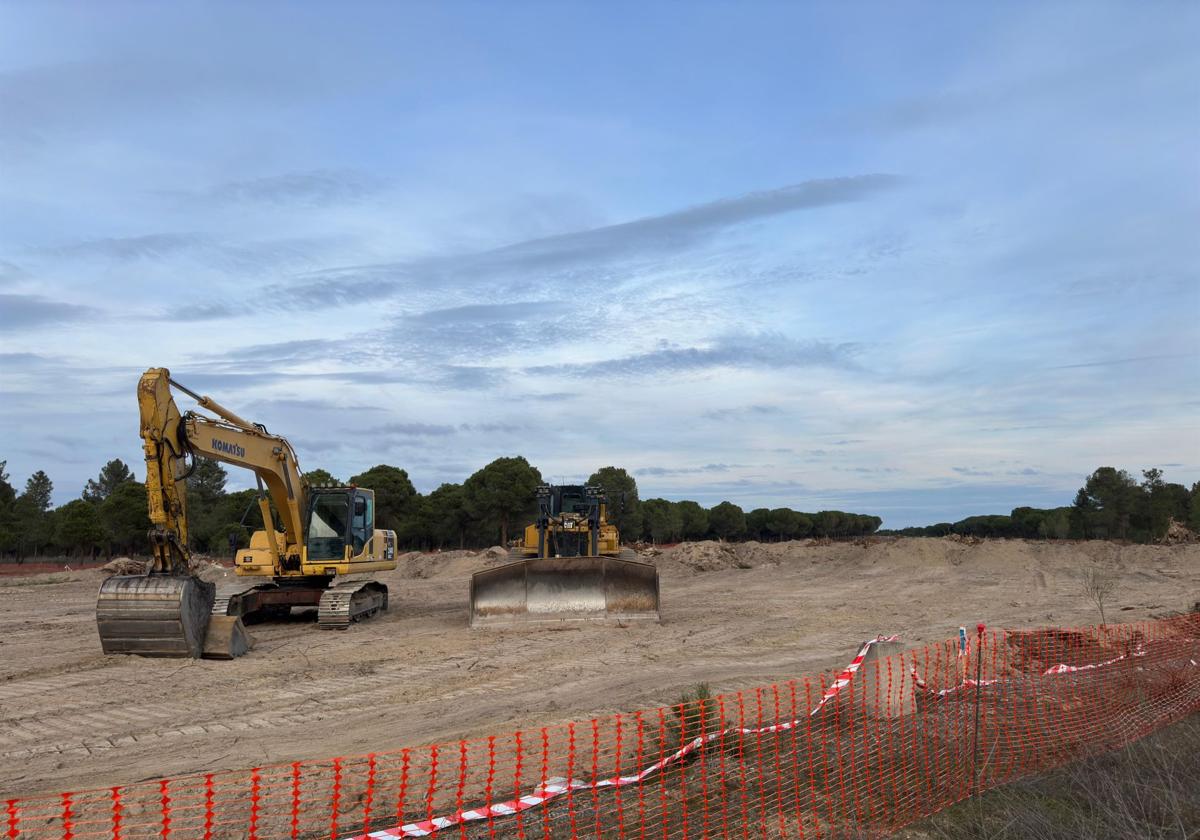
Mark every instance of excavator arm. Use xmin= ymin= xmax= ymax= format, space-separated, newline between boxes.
xmin=139 ymin=368 xmax=308 ymax=574
xmin=98 ymin=368 xmax=308 ymax=658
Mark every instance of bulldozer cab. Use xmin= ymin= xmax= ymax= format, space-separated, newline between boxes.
xmin=469 ymin=483 xmax=660 ymax=627
xmin=545 ymin=485 xmax=596 ymax=517
xmin=532 ymin=484 xmax=602 ymax=558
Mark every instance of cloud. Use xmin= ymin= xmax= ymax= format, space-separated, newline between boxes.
xmin=952 ymin=467 xmax=995 ymax=477
xmin=433 ymin=366 xmax=508 ymax=390
xmin=365 ymin=422 xmax=458 ymax=437
xmin=527 ymin=334 xmax=860 ymax=379
xmin=466 ymin=174 xmax=903 ymax=271
xmin=1049 ymin=353 xmax=1197 ymax=370
xmin=34 ymin=232 xmax=345 ymax=275
xmin=0 ymin=260 xmax=28 ymax=285
xmin=636 ymin=463 xmax=742 ymax=477
xmin=272 ymin=175 xmax=903 ymax=307
xmin=407 ymin=301 xmax=559 ymax=324
xmin=0 ymin=351 xmax=56 ymax=369
xmin=217 ymin=338 xmax=345 ymax=366
xmin=199 ymin=169 xmax=387 ymax=206
xmin=702 ymin=404 xmax=785 ymax=420
xmin=460 ymin=422 xmax=525 ymax=434
xmin=862 ymin=39 xmax=1186 ymax=134
xmin=520 ymin=392 xmax=579 ymax=402
xmin=383 ymin=301 xmax=577 ymax=364
xmin=0 ymin=294 xmax=97 ymax=329
xmin=174 ymin=302 xmax=236 ymax=320
xmin=247 ymin=397 xmax=386 ymax=414
xmin=0 ymin=53 xmax=329 ymax=156
xmin=38 ymin=233 xmax=199 ymax=260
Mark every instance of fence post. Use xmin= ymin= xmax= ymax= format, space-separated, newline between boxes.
xmin=858 ymin=640 xmax=915 ymax=718
xmin=971 ymin=623 xmax=986 ymax=798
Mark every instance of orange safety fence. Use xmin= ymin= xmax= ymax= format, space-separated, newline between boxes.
xmin=4 ymin=613 xmax=1199 ymax=840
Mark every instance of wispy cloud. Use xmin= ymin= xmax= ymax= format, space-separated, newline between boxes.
xmin=526 ymin=334 xmax=860 ymax=379
xmin=174 ymin=302 xmax=236 ymax=320
xmin=1048 ymin=353 xmax=1197 ymax=370
xmin=36 ymin=233 xmax=198 ymax=260
xmin=270 ymin=175 xmax=903 ymax=307
xmin=0 ymin=260 xmax=29 ymax=285
xmin=365 ymin=422 xmax=458 ymax=437
xmin=0 ymin=294 xmax=97 ymax=329
xmin=195 ymin=169 xmax=388 ymax=206
xmin=32 ymin=232 xmax=344 ymax=275
xmin=636 ymin=463 xmax=744 ymax=477
xmin=702 ymin=404 xmax=785 ymax=421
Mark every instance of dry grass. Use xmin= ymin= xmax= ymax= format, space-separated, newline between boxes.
xmin=902 ymin=713 xmax=1200 ymax=839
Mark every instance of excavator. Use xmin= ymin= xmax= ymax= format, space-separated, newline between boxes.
xmin=95 ymin=368 xmax=397 ymax=659
xmin=469 ymin=484 xmax=660 ymax=627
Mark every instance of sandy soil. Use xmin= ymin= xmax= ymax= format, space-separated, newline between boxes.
xmin=0 ymin=537 xmax=1195 ymax=800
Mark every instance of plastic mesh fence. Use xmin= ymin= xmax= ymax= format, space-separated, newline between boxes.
xmin=4 ymin=614 xmax=1198 ymax=840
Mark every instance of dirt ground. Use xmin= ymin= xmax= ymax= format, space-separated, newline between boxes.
xmin=0 ymin=537 xmax=1195 ymax=800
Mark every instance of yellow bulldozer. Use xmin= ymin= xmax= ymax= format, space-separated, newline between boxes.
xmin=469 ymin=484 xmax=660 ymax=627
xmin=95 ymin=368 xmax=397 ymax=659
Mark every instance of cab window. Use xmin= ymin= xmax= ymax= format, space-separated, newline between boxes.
xmin=350 ymin=494 xmax=371 ymax=554
xmin=307 ymin=493 xmax=350 ymax=561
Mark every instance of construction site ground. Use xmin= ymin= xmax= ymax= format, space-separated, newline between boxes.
xmin=0 ymin=537 xmax=1196 ymax=800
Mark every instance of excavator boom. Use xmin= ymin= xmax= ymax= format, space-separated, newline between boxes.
xmin=97 ymin=368 xmax=395 ymax=659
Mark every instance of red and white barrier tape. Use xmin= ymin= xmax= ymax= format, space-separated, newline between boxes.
xmin=349 ymin=635 xmax=899 ymax=840
xmin=351 ymin=632 xmax=1196 ymax=840
xmin=911 ymin=643 xmax=1149 ymax=697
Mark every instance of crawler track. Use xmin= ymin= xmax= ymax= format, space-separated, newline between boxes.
xmin=318 ymin=580 xmax=389 ymax=628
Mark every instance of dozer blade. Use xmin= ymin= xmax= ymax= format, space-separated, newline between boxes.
xmin=470 ymin=556 xmax=660 ymax=627
xmin=96 ymin=574 xmax=215 ymax=658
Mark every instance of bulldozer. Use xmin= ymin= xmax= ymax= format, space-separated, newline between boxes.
xmin=95 ymin=368 xmax=397 ymax=659
xmin=469 ymin=484 xmax=660 ymax=627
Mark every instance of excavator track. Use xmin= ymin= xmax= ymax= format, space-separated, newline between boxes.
xmin=211 ymin=582 xmax=291 ymax=621
xmin=318 ymin=580 xmax=389 ymax=630
xmin=211 ymin=583 xmax=263 ymax=618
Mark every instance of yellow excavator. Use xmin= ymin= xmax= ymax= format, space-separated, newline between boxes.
xmin=95 ymin=368 xmax=397 ymax=659
xmin=469 ymin=484 xmax=660 ymax=627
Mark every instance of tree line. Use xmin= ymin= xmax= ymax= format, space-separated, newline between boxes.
xmin=881 ymin=467 xmax=1200 ymax=543
xmin=5 ymin=456 xmax=1191 ymax=559
xmin=0 ymin=456 xmax=882 ymax=558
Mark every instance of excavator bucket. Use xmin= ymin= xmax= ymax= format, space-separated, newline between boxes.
xmin=469 ymin=555 xmax=660 ymax=627
xmin=202 ymin=615 xmax=255 ymax=659
xmin=96 ymin=574 xmax=215 ymax=658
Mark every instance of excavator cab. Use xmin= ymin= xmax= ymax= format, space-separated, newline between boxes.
xmin=469 ymin=484 xmax=661 ymax=627
xmin=306 ymin=488 xmax=372 ymax=561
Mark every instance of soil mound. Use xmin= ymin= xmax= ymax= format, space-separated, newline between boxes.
xmin=1159 ymin=519 xmax=1198 ymax=545
xmin=100 ymin=557 xmax=147 ymax=575
xmin=660 ymin=540 xmax=750 ymax=572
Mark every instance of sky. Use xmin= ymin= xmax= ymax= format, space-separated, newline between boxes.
xmin=0 ymin=2 xmax=1197 ymax=527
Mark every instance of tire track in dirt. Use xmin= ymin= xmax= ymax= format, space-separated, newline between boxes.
xmin=1 ymin=539 xmax=1195 ymax=798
